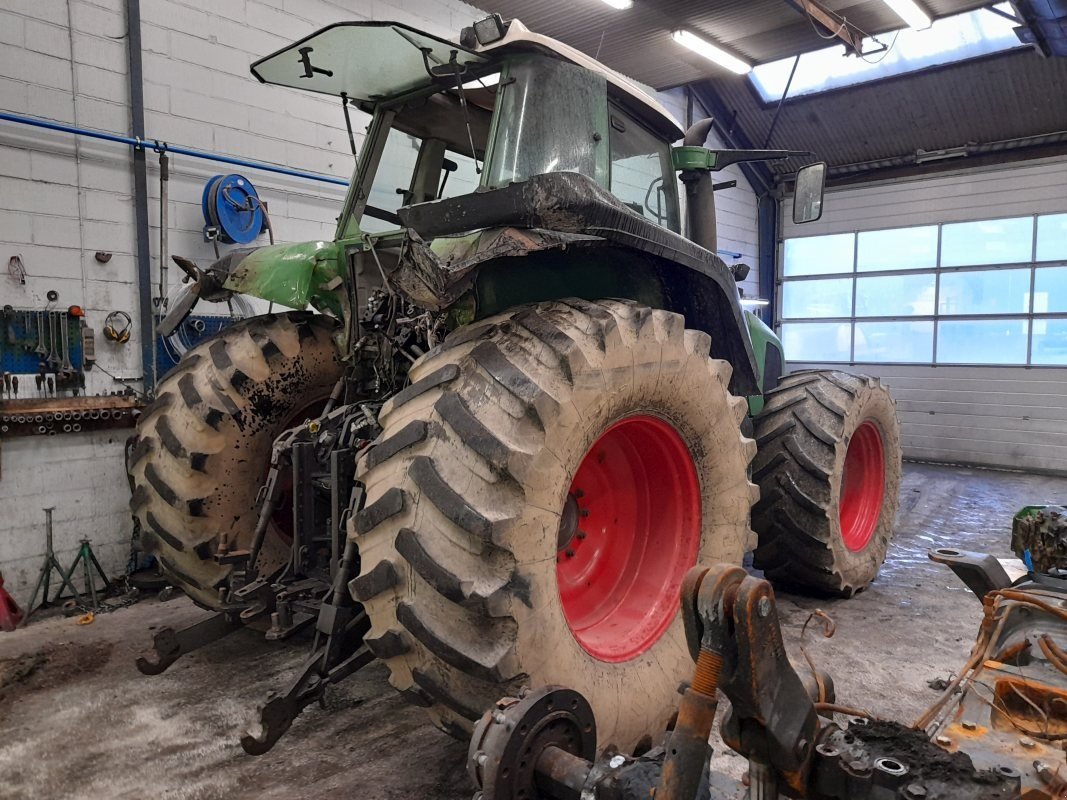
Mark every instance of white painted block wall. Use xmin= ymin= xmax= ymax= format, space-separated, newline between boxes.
xmin=0 ymin=1 xmax=760 ymax=602
xmin=0 ymin=0 xmax=484 ymax=603
xmin=782 ymin=157 xmax=1067 ymax=473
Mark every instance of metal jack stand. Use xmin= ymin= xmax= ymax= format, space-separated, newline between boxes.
xmin=23 ymin=507 xmax=83 ymax=624
xmin=68 ymin=538 xmax=111 ymax=610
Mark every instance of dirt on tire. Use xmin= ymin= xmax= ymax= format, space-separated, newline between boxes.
xmin=351 ymin=298 xmax=758 ymax=753
xmin=751 ymin=369 xmax=902 ymax=596
xmin=127 ymin=312 xmax=342 ymax=609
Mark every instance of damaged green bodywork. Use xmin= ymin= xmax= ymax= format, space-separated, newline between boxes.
xmin=221 ymin=239 xmax=348 ymax=317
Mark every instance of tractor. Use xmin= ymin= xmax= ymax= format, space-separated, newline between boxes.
xmin=128 ymin=16 xmax=902 ymax=756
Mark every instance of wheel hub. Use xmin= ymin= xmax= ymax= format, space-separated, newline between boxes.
xmin=556 ymin=415 xmax=701 ymax=663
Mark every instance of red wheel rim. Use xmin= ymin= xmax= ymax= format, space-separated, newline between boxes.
xmin=839 ymin=420 xmax=886 ymax=552
xmin=556 ymin=415 xmax=701 ymax=663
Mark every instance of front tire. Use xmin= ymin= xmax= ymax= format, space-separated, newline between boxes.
xmin=350 ymin=299 xmax=758 ymax=753
xmin=751 ymin=370 xmax=902 ymax=596
xmin=128 ymin=312 xmax=342 ymax=609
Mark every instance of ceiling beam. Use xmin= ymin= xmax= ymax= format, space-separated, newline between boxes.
xmin=783 ymin=0 xmax=870 ymax=55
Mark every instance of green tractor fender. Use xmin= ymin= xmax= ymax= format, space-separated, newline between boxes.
xmin=396 ymin=171 xmax=763 ymax=397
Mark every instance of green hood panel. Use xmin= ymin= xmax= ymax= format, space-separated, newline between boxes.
xmin=223 ymin=240 xmax=344 ymax=313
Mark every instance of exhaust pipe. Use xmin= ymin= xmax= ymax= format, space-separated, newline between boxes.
xmin=679 ymin=118 xmax=718 ymax=255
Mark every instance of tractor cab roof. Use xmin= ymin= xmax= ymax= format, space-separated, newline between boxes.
xmin=250 ymin=19 xmax=683 ymax=142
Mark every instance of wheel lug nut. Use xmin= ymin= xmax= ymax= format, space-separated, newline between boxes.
xmin=579 ymin=509 xmax=589 ymax=518
xmin=565 ymin=548 xmax=575 ymax=558
xmin=574 ymin=489 xmax=584 ymax=498
xmin=576 ymin=531 xmax=586 ymax=540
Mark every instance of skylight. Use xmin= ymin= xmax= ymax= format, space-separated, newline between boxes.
xmin=749 ymin=4 xmax=1024 ymax=103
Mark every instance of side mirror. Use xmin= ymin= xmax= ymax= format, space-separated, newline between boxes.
xmin=792 ymin=162 xmax=827 ymax=224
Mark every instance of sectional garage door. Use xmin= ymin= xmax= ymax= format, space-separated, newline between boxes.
xmin=779 ymin=157 xmax=1067 ymax=474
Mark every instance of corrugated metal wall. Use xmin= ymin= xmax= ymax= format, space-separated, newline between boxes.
xmin=782 ymin=157 xmax=1067 ymax=474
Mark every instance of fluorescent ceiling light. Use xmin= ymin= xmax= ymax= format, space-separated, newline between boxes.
xmin=600 ymin=0 xmax=633 ymax=8
xmin=882 ymin=0 xmax=931 ymax=30
xmin=672 ymin=30 xmax=751 ymax=75
xmin=740 ymin=298 xmax=770 ymax=307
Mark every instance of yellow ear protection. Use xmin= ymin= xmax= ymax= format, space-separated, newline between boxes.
xmin=103 ymin=310 xmax=132 ymax=344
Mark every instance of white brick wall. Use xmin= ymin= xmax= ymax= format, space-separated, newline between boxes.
xmin=0 ymin=0 xmax=483 ymax=603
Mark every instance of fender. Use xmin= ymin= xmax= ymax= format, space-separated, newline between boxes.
xmin=397 ymin=172 xmax=761 ymax=395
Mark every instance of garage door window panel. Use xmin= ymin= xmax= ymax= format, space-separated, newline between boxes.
xmin=857 ymin=226 xmax=938 ymax=272
xmin=940 ymin=217 xmax=1034 ymax=267
xmin=937 ymin=268 xmax=1032 ymax=315
xmin=782 ymin=277 xmax=853 ymax=319
xmin=1032 ymin=318 xmax=1067 ymax=366
xmin=855 ymin=273 xmax=935 ymax=317
xmin=936 ymin=319 xmax=1030 ymax=365
xmin=1037 ymin=213 xmax=1067 ymax=262
xmin=784 ymin=233 xmax=854 ymax=277
xmin=1034 ymin=267 xmax=1067 ymax=314
xmin=854 ymin=321 xmax=933 ymax=363
xmin=781 ymin=322 xmax=852 ymax=361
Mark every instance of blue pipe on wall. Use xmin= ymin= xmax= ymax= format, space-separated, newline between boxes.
xmin=0 ymin=110 xmax=747 ymax=258
xmin=0 ymin=111 xmax=350 ymax=187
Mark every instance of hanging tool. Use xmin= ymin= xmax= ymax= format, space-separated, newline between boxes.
xmin=11 ymin=376 xmax=18 ymax=398
xmin=23 ymin=311 xmax=34 ymax=351
xmin=34 ymin=311 xmax=46 ymax=357
xmin=60 ymin=310 xmax=73 ymax=374
xmin=2 ymin=373 xmax=9 ymax=398
xmin=3 ymin=305 xmax=15 ymax=345
xmin=46 ymin=375 xmax=54 ymax=397
xmin=46 ymin=311 xmax=59 ymax=367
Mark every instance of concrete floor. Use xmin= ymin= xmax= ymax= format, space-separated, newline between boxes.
xmin=2 ymin=462 xmax=1065 ymax=800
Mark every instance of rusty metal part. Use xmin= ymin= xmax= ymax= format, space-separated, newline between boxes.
xmin=135 ymin=612 xmax=250 ymax=675
xmin=714 ymin=576 xmax=821 ymax=795
xmin=467 ymin=686 xmax=598 ymax=800
xmin=929 ymin=547 xmax=1014 ymax=600
xmin=918 ymin=551 xmax=1067 ymax=794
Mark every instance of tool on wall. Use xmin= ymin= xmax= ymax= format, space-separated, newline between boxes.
xmin=104 ymin=311 xmax=133 ymax=344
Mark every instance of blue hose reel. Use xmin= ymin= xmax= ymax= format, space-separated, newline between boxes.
xmin=201 ymin=174 xmax=267 ymax=244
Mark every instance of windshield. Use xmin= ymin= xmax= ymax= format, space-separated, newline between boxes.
xmin=250 ymin=22 xmax=488 ymax=103
xmin=484 ymin=56 xmax=608 ymax=189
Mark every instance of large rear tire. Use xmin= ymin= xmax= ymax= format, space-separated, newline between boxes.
xmin=128 ymin=312 xmax=342 ymax=609
xmin=350 ymin=299 xmax=758 ymax=753
xmin=751 ymin=370 xmax=901 ymax=596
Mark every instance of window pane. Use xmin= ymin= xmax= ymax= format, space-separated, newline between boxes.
xmin=937 ymin=268 xmax=1031 ymax=315
xmin=1034 ymin=267 xmax=1067 ymax=314
xmin=854 ymin=321 xmax=933 ymax=362
xmin=783 ymin=234 xmax=854 ymax=277
xmin=608 ymin=109 xmax=680 ymax=232
xmin=855 ymin=273 xmax=936 ymax=316
xmin=1032 ymin=318 xmax=1067 ymax=365
xmin=936 ymin=319 xmax=1029 ymax=364
xmin=1037 ymin=213 xmax=1067 ymax=262
xmin=940 ymin=216 xmax=1033 ymax=266
xmin=857 ymin=226 xmax=938 ymax=272
xmin=780 ymin=322 xmax=851 ymax=361
xmin=782 ymin=278 xmax=853 ymax=319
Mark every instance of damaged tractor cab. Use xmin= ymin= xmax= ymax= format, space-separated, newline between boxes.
xmin=129 ymin=15 xmax=898 ymax=760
